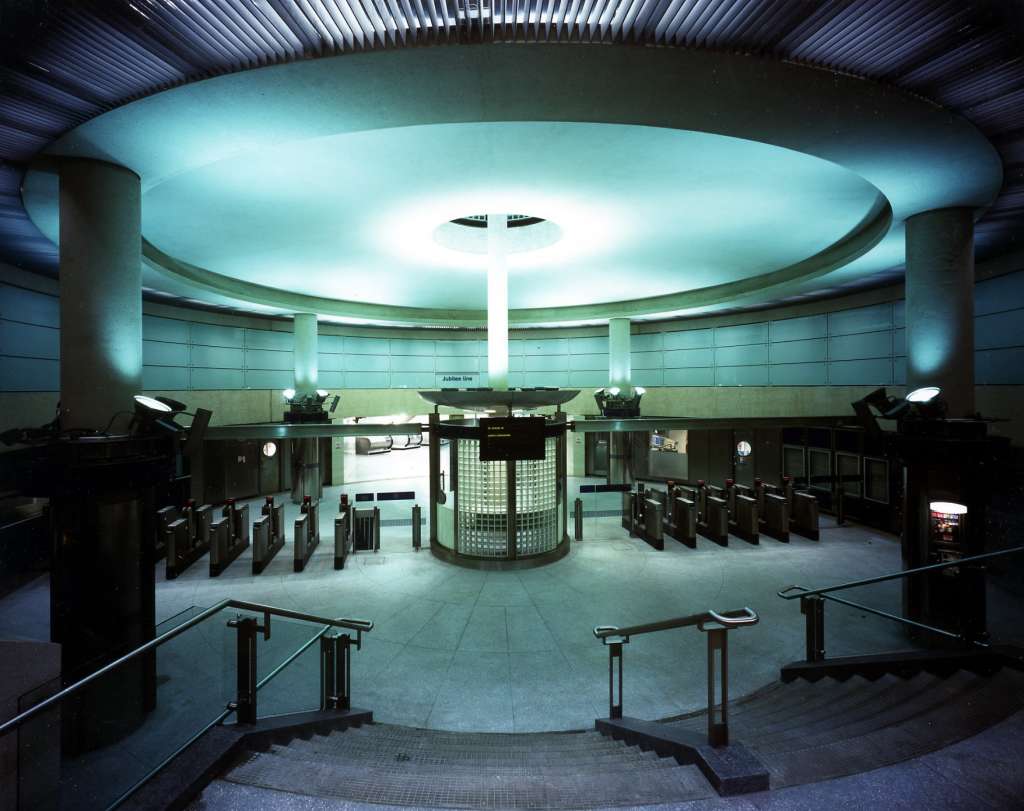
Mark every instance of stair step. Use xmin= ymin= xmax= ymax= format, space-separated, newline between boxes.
xmin=666 ymin=674 xmax=900 ymax=735
xmin=224 ymin=750 xmax=715 ymax=808
xmin=736 ymin=672 xmax=941 ymax=742
xmin=291 ymin=733 xmax=629 ymax=761
xmin=749 ymin=671 xmax=974 ymax=750
xmin=351 ymin=724 xmax=604 ymax=746
xmin=261 ymin=742 xmax=679 ymax=774
xmin=332 ymin=725 xmax=613 ymax=751
xmin=285 ymin=735 xmax=646 ymax=760
xmin=755 ymin=669 xmax=1024 ymax=787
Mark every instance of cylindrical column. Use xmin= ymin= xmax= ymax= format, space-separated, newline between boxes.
xmin=608 ymin=318 xmax=633 ymax=486
xmin=905 ymin=208 xmax=975 ymax=416
xmin=294 ymin=312 xmax=319 ymax=397
xmin=59 ymin=159 xmax=142 ymax=431
xmin=487 ymin=213 xmax=509 ymax=390
xmin=608 ymin=317 xmax=632 ymax=396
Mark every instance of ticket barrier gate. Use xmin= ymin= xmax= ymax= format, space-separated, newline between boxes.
xmin=622 ymin=491 xmax=635 ymax=533
xmin=781 ymin=476 xmax=795 ymax=506
xmin=731 ymin=494 xmax=759 ymax=545
xmin=352 ymin=506 xmax=380 ymax=552
xmin=155 ymin=505 xmax=177 ymax=561
xmin=791 ymin=491 xmax=820 ymax=540
xmin=210 ymin=500 xmax=250 ymax=576
xmin=294 ymin=496 xmax=320 ymax=572
xmin=762 ymin=493 xmax=790 ymax=542
xmin=694 ymin=481 xmax=708 ymax=523
xmin=334 ymin=511 xmax=351 ymax=569
xmin=667 ymin=497 xmax=697 ymax=548
xmin=164 ymin=502 xmax=212 ymax=579
xmin=723 ymin=479 xmax=736 ymax=516
xmin=253 ymin=495 xmax=286 ymax=575
xmin=698 ymin=496 xmax=729 ymax=546
xmin=641 ymin=497 xmax=665 ymax=550
xmin=753 ymin=480 xmax=766 ymax=514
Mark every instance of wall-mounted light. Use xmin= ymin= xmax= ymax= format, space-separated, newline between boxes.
xmin=262 ymin=441 xmax=278 ymax=458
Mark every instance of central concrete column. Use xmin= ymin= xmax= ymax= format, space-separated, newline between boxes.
xmin=293 ymin=312 xmax=319 ymax=397
xmin=905 ymin=208 xmax=975 ymax=416
xmin=608 ymin=317 xmax=633 ymax=485
xmin=608 ymin=317 xmax=633 ymax=396
xmin=58 ymin=159 xmax=142 ymax=430
xmin=487 ymin=213 xmax=509 ymax=391
xmin=291 ymin=313 xmax=322 ymax=503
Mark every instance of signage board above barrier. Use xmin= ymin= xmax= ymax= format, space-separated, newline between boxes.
xmin=479 ymin=417 xmax=546 ymax=462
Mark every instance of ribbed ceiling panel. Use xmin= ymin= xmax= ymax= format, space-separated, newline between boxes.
xmin=0 ymin=0 xmax=1021 ymax=280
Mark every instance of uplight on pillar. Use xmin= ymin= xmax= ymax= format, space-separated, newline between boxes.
xmin=487 ymin=213 xmax=509 ymax=391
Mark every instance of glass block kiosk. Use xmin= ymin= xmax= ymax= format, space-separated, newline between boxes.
xmin=421 ymin=390 xmax=577 ymax=569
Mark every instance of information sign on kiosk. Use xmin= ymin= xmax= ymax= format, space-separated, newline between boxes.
xmin=479 ymin=417 xmax=546 ymax=462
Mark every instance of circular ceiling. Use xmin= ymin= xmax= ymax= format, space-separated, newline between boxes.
xmin=21 ymin=44 xmax=1001 ymax=326
xmin=138 ymin=122 xmax=885 ymax=310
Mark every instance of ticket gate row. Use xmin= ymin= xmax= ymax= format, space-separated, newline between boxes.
xmin=156 ymin=492 xmax=419 ymax=576
xmin=620 ymin=475 xmax=820 ymax=550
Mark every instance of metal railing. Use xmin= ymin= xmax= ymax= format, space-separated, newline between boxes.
xmin=594 ymin=607 xmax=758 ymax=747
xmin=0 ymin=599 xmax=373 ymax=809
xmin=778 ymin=546 xmax=1024 ymax=662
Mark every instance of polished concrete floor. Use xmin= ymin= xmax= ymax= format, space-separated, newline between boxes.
xmin=132 ymin=448 xmax=917 ymax=734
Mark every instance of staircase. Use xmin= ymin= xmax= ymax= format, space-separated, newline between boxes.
xmin=189 ymin=669 xmax=1024 ymax=810
xmin=197 ymin=726 xmax=717 ymax=808
xmin=663 ymin=668 xmax=1024 ymax=789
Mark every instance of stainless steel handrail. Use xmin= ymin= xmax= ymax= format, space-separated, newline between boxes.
xmin=0 ymin=598 xmax=372 ymax=739
xmin=777 ymin=545 xmax=1024 ymax=600
xmin=107 ymin=621 xmax=338 ymax=810
xmin=593 ymin=607 xmax=759 ymax=747
xmin=594 ymin=607 xmax=758 ymax=640
xmin=799 ymin=590 xmax=985 ymax=646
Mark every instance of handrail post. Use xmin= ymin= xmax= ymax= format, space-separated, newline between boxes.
xmin=801 ymin=595 xmax=825 ymax=662
xmin=321 ymin=632 xmax=351 ymax=711
xmin=608 ymin=640 xmax=624 ymax=719
xmin=706 ymin=627 xmax=728 ymax=747
xmin=228 ymin=615 xmax=260 ymax=724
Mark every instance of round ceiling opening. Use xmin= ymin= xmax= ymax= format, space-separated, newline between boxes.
xmin=434 ymin=214 xmax=563 ymax=256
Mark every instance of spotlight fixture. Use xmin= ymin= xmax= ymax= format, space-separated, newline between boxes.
xmin=133 ymin=394 xmax=173 ymax=416
xmin=907 ymin=386 xmax=941 ymax=403
xmin=154 ymin=395 xmax=187 ymax=413
xmin=851 ymin=384 xmax=947 ymax=431
xmin=594 ymin=386 xmax=644 ymax=418
xmin=282 ymin=387 xmax=338 ymax=423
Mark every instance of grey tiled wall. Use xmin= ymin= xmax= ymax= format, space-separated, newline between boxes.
xmin=3 ymin=270 xmax=1023 ymax=392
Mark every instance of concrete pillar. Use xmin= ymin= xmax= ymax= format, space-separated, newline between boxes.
xmin=293 ymin=312 xmax=319 ymax=397
xmin=608 ymin=318 xmax=633 ymax=485
xmin=487 ymin=213 xmax=509 ymax=391
xmin=609 ymin=317 xmax=632 ymax=396
xmin=58 ymin=159 xmax=142 ymax=431
xmin=905 ymin=208 xmax=975 ymax=416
